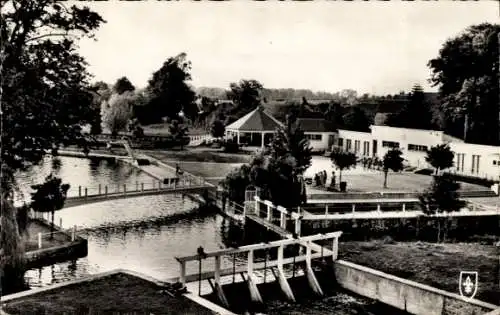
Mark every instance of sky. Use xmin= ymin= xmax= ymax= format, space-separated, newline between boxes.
xmin=77 ymin=1 xmax=499 ymax=95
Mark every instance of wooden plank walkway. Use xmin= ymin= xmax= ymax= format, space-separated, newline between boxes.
xmin=307 ymin=198 xmax=420 ymax=204
xmin=301 ymin=208 xmax=500 ymax=220
xmin=63 ymin=185 xmax=214 ymax=209
xmin=245 ymin=214 xmax=292 ymax=237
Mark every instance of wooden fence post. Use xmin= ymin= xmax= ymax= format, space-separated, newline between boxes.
xmin=123 ymin=184 xmax=126 ymax=194
xmin=98 ymin=184 xmax=102 ymax=195
xmin=141 ymin=183 xmax=144 ymax=191
xmin=78 ymin=186 xmax=82 ymax=197
xmin=38 ymin=232 xmax=42 ymax=249
xmin=71 ymin=225 xmax=76 ymax=241
xmin=105 ymin=186 xmax=108 ymax=195
xmin=59 ymin=217 xmax=63 ymax=228
xmin=84 ymin=187 xmax=88 ymax=198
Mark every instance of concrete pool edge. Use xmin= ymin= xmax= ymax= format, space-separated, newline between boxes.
xmin=1 ymin=269 xmax=237 ymax=315
xmin=334 ymin=259 xmax=499 ymax=315
xmin=24 ymin=218 xmax=87 ymax=269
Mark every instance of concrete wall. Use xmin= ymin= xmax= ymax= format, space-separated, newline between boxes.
xmin=334 ymin=260 xmax=498 ymax=315
xmin=371 ymin=125 xmax=445 ymax=167
xmin=304 ymin=132 xmax=335 ymax=151
xmin=449 ymin=142 xmax=500 ymax=181
xmin=337 ymin=129 xmax=373 ymax=156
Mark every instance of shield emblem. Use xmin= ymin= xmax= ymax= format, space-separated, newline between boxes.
xmin=459 ymin=271 xmax=478 ymax=300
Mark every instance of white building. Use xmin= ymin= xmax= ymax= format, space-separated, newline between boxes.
xmin=337 ymin=125 xmax=499 ymax=181
xmin=295 ymin=118 xmax=336 ymax=152
xmin=224 ymin=109 xmax=499 ymax=181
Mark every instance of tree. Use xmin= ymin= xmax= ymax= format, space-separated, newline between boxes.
xmin=342 ymin=106 xmax=371 ymax=132
xmin=428 ymin=23 xmax=500 ymax=145
xmin=211 ymin=119 xmax=225 ymax=139
xmin=101 ymin=92 xmax=134 ymax=136
xmin=1 ymin=0 xmax=104 ymax=293
xmin=221 ymin=117 xmax=310 ymax=208
xmin=419 ymin=175 xmax=466 ymax=242
xmin=227 ymin=79 xmax=263 ymax=111
xmin=113 ymin=76 xmax=135 ymax=95
xmin=425 ymin=144 xmax=455 ymax=175
xmin=382 ymin=148 xmax=404 ymax=188
xmin=329 ymin=148 xmax=357 ymax=184
xmin=146 ymin=53 xmax=196 ymax=121
xmin=386 ymin=84 xmax=435 ymax=130
xmin=30 ymin=175 xmax=70 ymax=239
xmin=340 ymin=89 xmax=358 ymax=106
xmin=267 ymin=116 xmax=312 ymax=175
xmin=169 ymin=120 xmax=189 ymax=150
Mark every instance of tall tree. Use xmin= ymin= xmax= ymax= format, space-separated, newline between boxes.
xmin=227 ymin=79 xmax=264 ymax=111
xmin=425 ymin=144 xmax=455 ymax=175
xmin=146 ymin=53 xmax=196 ymax=121
xmin=113 ymin=76 xmax=135 ymax=95
xmin=342 ymin=106 xmax=371 ymax=132
xmin=428 ymin=23 xmax=500 ymax=145
xmin=30 ymin=175 xmax=70 ymax=239
xmin=0 ymin=0 xmax=105 ymax=293
xmin=266 ymin=117 xmax=312 ymax=175
xmin=382 ymin=148 xmax=404 ymax=188
xmin=386 ymin=84 xmax=435 ymax=130
xmin=101 ymin=92 xmax=134 ymax=136
xmin=329 ymin=148 xmax=357 ymax=184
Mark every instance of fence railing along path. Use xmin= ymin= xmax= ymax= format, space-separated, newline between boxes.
xmin=28 ymin=210 xmax=79 ymax=251
xmin=57 ymin=177 xmax=213 ymax=209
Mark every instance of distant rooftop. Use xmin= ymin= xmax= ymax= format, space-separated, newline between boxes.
xmin=295 ymin=118 xmax=336 ymax=133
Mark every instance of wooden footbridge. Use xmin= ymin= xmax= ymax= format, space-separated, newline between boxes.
xmin=61 ymin=180 xmax=213 ymax=209
xmin=44 ymin=146 xmax=215 ymax=209
xmin=171 ymin=231 xmax=342 ymax=309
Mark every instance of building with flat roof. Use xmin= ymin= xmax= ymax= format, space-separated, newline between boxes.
xmin=224 ymin=109 xmax=499 ymax=181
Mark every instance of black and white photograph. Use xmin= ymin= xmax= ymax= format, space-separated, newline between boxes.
xmin=1 ymin=0 xmax=499 ymax=314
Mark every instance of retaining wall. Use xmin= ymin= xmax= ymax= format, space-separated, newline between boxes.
xmin=25 ymin=219 xmax=87 ymax=268
xmin=334 ymin=260 xmax=499 ymax=315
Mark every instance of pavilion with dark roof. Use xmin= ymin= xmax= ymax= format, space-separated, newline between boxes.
xmin=225 ymin=106 xmax=284 ymax=148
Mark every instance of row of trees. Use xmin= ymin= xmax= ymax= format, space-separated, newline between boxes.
xmin=202 ymin=23 xmax=500 ymax=146
xmin=329 ymin=143 xmax=464 ymax=242
xmin=1 ymin=0 xmax=106 ymax=293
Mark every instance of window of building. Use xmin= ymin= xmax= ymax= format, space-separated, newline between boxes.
xmin=305 ymin=134 xmax=322 ymax=141
xmin=382 ymin=141 xmax=399 ymax=148
xmin=408 ymin=144 xmax=428 ymax=152
xmin=338 ymin=138 xmax=343 ymax=147
xmin=363 ymin=141 xmax=370 ymax=156
xmin=346 ymin=139 xmax=352 ymax=151
xmin=354 ymin=140 xmax=360 ymax=153
xmin=471 ymin=155 xmax=481 ymax=174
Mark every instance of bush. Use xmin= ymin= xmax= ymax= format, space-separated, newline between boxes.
xmin=222 ymin=140 xmax=239 ymax=153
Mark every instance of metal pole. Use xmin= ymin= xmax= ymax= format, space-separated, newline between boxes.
xmin=263 ymin=249 xmax=268 ymax=283
xmin=232 ymin=254 xmax=236 ymax=283
xmin=292 ymin=244 xmax=297 ymax=278
xmin=198 ymin=258 xmax=202 ymax=296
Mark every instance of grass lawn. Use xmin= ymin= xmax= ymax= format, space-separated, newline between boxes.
xmin=142 ymin=124 xmax=208 ymax=136
xmin=338 ymin=241 xmax=500 ymax=306
xmin=309 ymin=172 xmax=487 ymax=193
xmin=163 ymin=161 xmax=242 ymax=180
xmin=146 ymin=149 xmax=252 ymax=164
xmin=23 ymin=220 xmax=71 ymax=252
xmin=2 ymin=273 xmax=214 ymax=315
